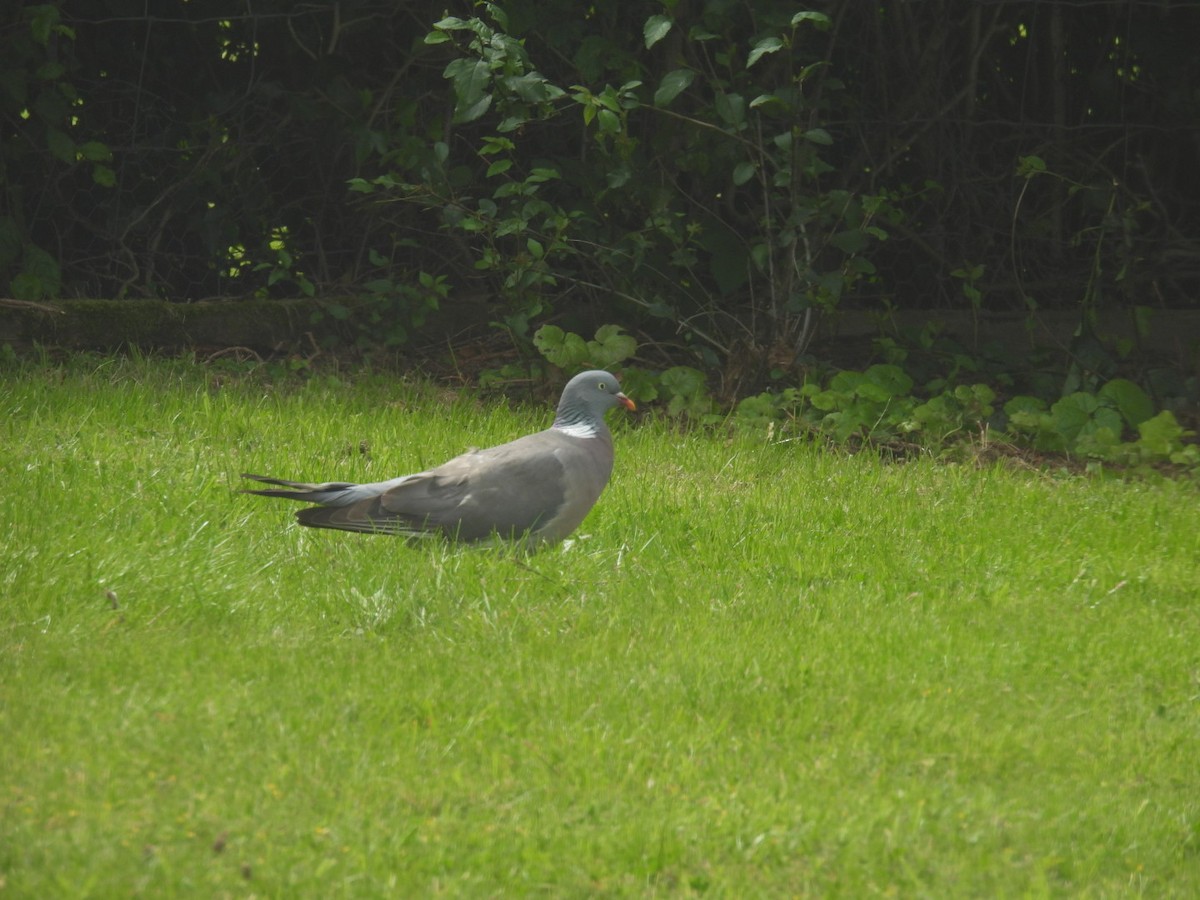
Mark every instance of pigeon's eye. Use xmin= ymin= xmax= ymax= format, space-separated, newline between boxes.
xmin=598 ymin=382 xmax=607 ymax=391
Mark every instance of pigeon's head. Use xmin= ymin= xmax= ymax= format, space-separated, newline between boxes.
xmin=565 ymin=370 xmax=636 ymax=416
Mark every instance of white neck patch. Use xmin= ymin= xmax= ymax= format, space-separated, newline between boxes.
xmin=555 ymin=421 xmax=597 ymax=439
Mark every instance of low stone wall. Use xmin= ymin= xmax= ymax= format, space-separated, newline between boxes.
xmin=1 ymin=298 xmax=1196 ymax=369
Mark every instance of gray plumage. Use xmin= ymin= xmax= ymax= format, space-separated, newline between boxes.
xmin=241 ymin=370 xmax=634 ymax=547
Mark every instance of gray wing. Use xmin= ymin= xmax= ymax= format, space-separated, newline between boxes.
xmin=297 ymin=428 xmax=613 ymax=543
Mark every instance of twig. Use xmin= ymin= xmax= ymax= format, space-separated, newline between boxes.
xmin=0 ymin=298 xmax=65 ymax=314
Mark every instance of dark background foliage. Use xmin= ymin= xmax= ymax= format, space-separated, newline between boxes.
xmin=3 ymin=1 xmax=1198 ymax=353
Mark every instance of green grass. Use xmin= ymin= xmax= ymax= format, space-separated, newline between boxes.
xmin=2 ymin=354 xmax=1198 ymax=897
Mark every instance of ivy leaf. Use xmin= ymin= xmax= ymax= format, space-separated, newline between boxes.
xmin=644 ymin=15 xmax=673 ymax=49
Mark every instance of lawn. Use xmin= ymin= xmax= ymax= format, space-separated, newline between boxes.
xmin=2 ymin=354 xmax=1198 ymax=897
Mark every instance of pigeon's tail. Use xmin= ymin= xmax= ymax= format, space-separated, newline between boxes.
xmin=240 ymin=472 xmax=416 ymax=507
xmin=241 ymin=473 xmax=426 ymax=535
xmin=293 ymin=503 xmax=431 ymax=536
xmin=240 ymin=473 xmax=370 ymax=506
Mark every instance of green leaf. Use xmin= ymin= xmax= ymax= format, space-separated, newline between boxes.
xmin=534 ymin=326 xmax=589 ymax=368
xmin=829 ymin=229 xmax=868 ymax=254
xmin=749 ymin=93 xmax=784 ymax=110
xmin=791 ymin=11 xmax=832 ymax=29
xmin=594 ymin=86 xmax=622 ymax=113
xmin=747 ymin=36 xmax=784 ymax=68
xmin=430 ymin=16 xmax=466 ymax=31
xmin=653 ymin=69 xmax=695 ymax=108
xmin=1132 ymin=305 xmax=1153 ymax=339
xmin=36 ymin=61 xmax=66 ymax=81
xmin=606 ymin=166 xmax=631 ymax=189
xmin=855 ymin=382 xmax=891 ymax=404
xmin=596 ymin=108 xmax=620 ymax=133
xmin=1049 ymin=393 xmax=1099 ymax=443
xmin=27 ymin=4 xmax=61 ymax=46
xmin=92 ymin=164 xmax=116 ymax=187
xmin=445 ymin=58 xmax=492 ymax=123
xmin=714 ymin=92 xmax=745 ymax=128
xmin=864 ymin=364 xmax=913 ymax=398
xmin=45 ymin=127 xmax=75 ymax=163
xmin=10 ymin=272 xmax=46 ymax=301
xmin=533 ymin=324 xmax=564 ymax=360
xmin=455 ymin=94 xmax=493 ymax=124
xmin=732 ymin=162 xmax=756 ymax=186
xmin=11 ymin=245 xmax=60 ymax=300
xmin=1098 ymin=378 xmax=1154 ymax=429
xmin=1136 ymin=411 xmax=1188 ymax=457
xmin=660 ymin=366 xmax=710 ymax=418
xmin=644 ymin=15 xmax=673 ymax=49
xmin=480 ymin=136 xmax=515 ymax=155
xmin=590 ymin=325 xmax=637 ymax=367
xmin=829 ymin=371 xmax=865 ymax=393
xmin=803 ymin=127 xmax=833 ymax=145
xmin=1017 ymin=155 xmax=1047 ymax=177
xmin=1003 ymin=395 xmax=1047 ymax=432
xmin=504 ymin=72 xmax=563 ymax=105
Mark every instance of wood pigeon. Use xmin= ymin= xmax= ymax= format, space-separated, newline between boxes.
xmin=241 ymin=370 xmax=635 ymax=546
